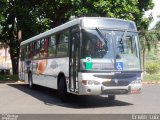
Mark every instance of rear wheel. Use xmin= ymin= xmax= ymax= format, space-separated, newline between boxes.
xmin=58 ymin=77 xmax=68 ymax=102
xmin=28 ymin=73 xmax=34 ymax=89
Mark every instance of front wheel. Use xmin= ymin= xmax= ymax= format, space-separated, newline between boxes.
xmin=58 ymin=77 xmax=68 ymax=102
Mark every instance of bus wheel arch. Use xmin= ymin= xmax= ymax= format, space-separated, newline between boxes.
xmin=57 ymin=72 xmax=68 ymax=101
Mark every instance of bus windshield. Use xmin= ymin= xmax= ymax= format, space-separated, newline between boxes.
xmin=81 ymin=29 xmax=140 ymax=71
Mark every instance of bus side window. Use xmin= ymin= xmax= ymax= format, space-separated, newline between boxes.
xmin=33 ymin=41 xmax=37 ymax=59
xmin=56 ymin=30 xmax=69 ymax=57
xmin=23 ymin=46 xmax=25 ymax=60
xmin=40 ymin=39 xmax=47 ymax=59
xmin=33 ymin=40 xmax=40 ymax=59
xmin=26 ymin=45 xmax=29 ymax=59
xmin=44 ymin=37 xmax=48 ymax=53
xmin=20 ymin=46 xmax=25 ymax=61
xmin=28 ymin=43 xmax=34 ymax=59
xmin=48 ymin=35 xmax=56 ymax=57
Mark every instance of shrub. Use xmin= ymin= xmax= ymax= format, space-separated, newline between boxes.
xmin=0 ymin=75 xmax=19 ymax=81
xmin=146 ymin=62 xmax=160 ymax=74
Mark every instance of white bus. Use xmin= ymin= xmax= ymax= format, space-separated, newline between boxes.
xmin=19 ymin=17 xmax=142 ymax=101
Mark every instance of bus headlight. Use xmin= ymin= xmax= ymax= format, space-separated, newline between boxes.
xmin=88 ymin=80 xmax=94 ymax=85
xmin=88 ymin=80 xmax=100 ymax=85
xmin=82 ymin=80 xmax=100 ymax=85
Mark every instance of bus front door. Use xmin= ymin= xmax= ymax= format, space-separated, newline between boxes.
xmin=69 ymin=32 xmax=79 ymax=93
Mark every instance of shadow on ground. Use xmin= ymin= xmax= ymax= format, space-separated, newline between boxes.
xmin=7 ymin=83 xmax=133 ymax=109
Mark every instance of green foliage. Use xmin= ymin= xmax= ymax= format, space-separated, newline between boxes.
xmin=31 ymin=0 xmax=154 ymax=30
xmin=146 ymin=62 xmax=160 ymax=74
xmin=147 ymin=52 xmax=157 ymax=60
xmin=139 ymin=30 xmax=160 ymax=70
xmin=0 ymin=0 xmax=7 ymax=21
xmin=0 ymin=75 xmax=19 ymax=81
xmin=154 ymin=21 xmax=160 ymax=30
xmin=73 ymin=0 xmax=154 ymax=30
xmin=144 ymin=74 xmax=160 ymax=81
xmin=0 ymin=0 xmax=155 ymax=74
xmin=139 ymin=31 xmax=160 ymax=49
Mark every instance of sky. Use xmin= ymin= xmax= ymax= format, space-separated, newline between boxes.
xmin=144 ymin=0 xmax=160 ymax=29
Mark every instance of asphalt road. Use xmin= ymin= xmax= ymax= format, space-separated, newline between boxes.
xmin=0 ymin=83 xmax=160 ymax=114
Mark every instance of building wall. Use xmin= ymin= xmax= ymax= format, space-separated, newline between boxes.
xmin=0 ymin=48 xmax=12 ymax=70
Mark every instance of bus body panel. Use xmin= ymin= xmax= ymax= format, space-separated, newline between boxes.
xmin=20 ymin=57 xmax=69 ymax=89
xmin=19 ymin=17 xmax=142 ymax=97
xmin=78 ymin=72 xmax=142 ymax=95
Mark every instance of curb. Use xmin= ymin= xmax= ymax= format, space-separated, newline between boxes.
xmin=0 ymin=80 xmax=25 ymax=84
xmin=1 ymin=80 xmax=159 ymax=84
xmin=0 ymin=81 xmax=17 ymax=83
xmin=142 ymin=81 xmax=160 ymax=85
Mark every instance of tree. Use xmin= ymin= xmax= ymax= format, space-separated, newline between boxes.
xmin=0 ymin=0 xmax=7 ymax=21
xmin=154 ymin=14 xmax=160 ymax=40
xmin=31 ymin=0 xmax=154 ymax=30
xmin=140 ymin=14 xmax=160 ymax=72
xmin=0 ymin=0 xmax=46 ymax=74
xmin=154 ymin=21 xmax=160 ymax=30
xmin=72 ymin=0 xmax=154 ymax=30
xmin=0 ymin=0 xmax=155 ymax=74
xmin=139 ymin=30 xmax=159 ymax=71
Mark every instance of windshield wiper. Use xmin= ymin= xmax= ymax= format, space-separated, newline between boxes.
xmin=122 ymin=30 xmax=127 ymax=41
xmin=96 ymin=27 xmax=106 ymax=44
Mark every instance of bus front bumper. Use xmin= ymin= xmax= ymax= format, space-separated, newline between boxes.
xmin=78 ymin=83 xmax=142 ymax=95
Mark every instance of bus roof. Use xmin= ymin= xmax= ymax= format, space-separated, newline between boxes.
xmin=20 ymin=17 xmax=137 ymax=45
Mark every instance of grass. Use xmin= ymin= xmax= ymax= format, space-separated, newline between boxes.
xmin=144 ymin=74 xmax=160 ymax=81
xmin=144 ymin=50 xmax=160 ymax=82
xmin=0 ymin=75 xmax=19 ymax=81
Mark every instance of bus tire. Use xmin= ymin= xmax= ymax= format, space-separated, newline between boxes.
xmin=108 ymin=95 xmax=115 ymax=101
xmin=58 ymin=77 xmax=68 ymax=102
xmin=28 ymin=73 xmax=34 ymax=89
